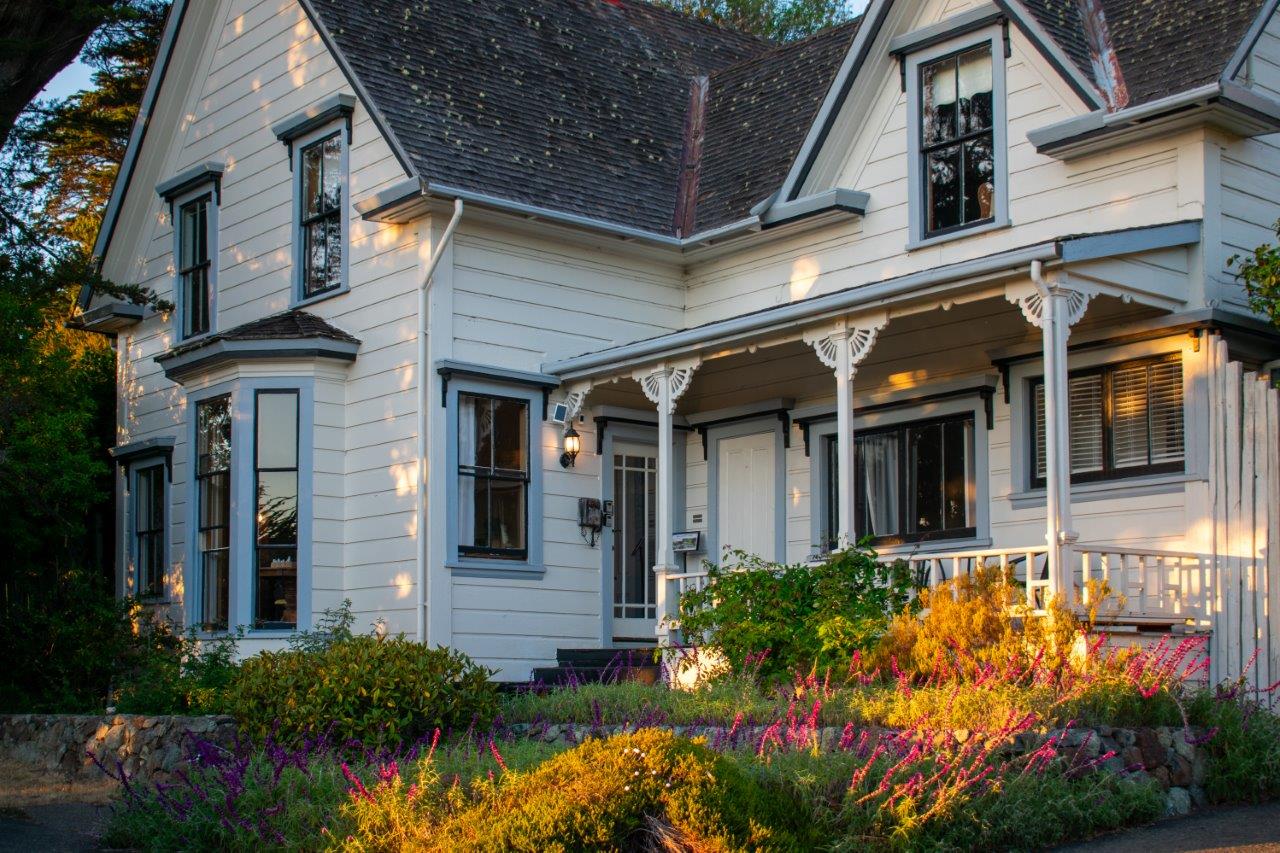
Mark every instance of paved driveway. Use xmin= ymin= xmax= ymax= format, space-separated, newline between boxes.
xmin=1058 ymin=801 xmax=1280 ymax=852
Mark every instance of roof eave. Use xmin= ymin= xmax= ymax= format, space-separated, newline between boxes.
xmin=1029 ymin=83 xmax=1280 ymax=159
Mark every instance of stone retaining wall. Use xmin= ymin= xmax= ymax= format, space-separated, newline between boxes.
xmin=0 ymin=714 xmax=236 ymax=784
xmin=506 ymin=721 xmax=1210 ymax=816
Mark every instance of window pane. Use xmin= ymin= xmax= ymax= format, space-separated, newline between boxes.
xmin=1111 ymin=363 xmax=1150 ymax=468
xmin=304 ymin=219 xmax=329 ymax=296
xmin=927 ymin=145 xmax=962 ymax=232
xmin=492 ymin=398 xmax=528 ymax=471
xmin=323 ymin=215 xmax=342 ymax=290
xmin=256 ymin=470 xmax=298 ymax=545
xmin=487 ymin=479 xmax=526 ymax=550
xmin=321 ymin=135 xmax=342 ymax=211
xmin=302 ymin=143 xmax=324 ymax=218
xmin=257 ymin=392 xmax=299 ymax=469
xmin=907 ymin=423 xmax=944 ymax=534
xmin=183 ymin=266 xmax=209 ymax=337
xmin=1069 ymin=375 xmax=1105 ymax=474
xmin=942 ymin=418 xmax=971 ymax=530
xmin=963 ymin=136 xmax=995 ymax=222
xmin=921 ymin=57 xmax=957 ymax=145
xmin=256 ymin=547 xmax=297 ymax=628
xmin=957 ymin=46 xmax=993 ymax=133
xmin=1149 ymin=361 xmax=1184 ymax=465
xmin=203 ymin=550 xmax=229 ymax=631
xmin=197 ymin=397 xmax=231 ymax=475
xmin=855 ymin=432 xmax=899 ymax=539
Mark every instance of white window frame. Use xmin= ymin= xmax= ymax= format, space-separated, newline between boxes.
xmin=289 ymin=122 xmax=350 ymax=307
xmin=808 ymin=394 xmax=991 ymax=556
xmin=127 ymin=457 xmax=169 ymax=601
xmin=171 ymin=184 xmax=218 ymax=341
xmin=444 ymin=376 xmax=546 ymax=576
xmin=185 ymin=378 xmax=315 ymax=635
xmin=905 ymin=24 xmax=1010 ymax=250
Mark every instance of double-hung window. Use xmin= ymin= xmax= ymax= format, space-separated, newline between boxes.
xmin=195 ymin=396 xmax=232 ymax=631
xmin=458 ymin=393 xmax=530 ymax=560
xmin=904 ymin=24 xmax=1007 ymax=246
xmin=823 ymin=414 xmax=976 ymax=547
xmin=298 ymin=133 xmax=344 ymax=300
xmin=254 ymin=391 xmax=299 ymax=629
xmin=177 ymin=195 xmax=212 ymax=338
xmin=1030 ymin=355 xmax=1184 ymax=487
xmin=133 ymin=464 xmax=166 ymax=599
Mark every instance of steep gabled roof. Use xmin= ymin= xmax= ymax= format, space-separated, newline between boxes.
xmin=695 ymin=19 xmax=860 ymax=233
xmin=306 ymin=0 xmax=769 ymax=235
xmin=1099 ymin=0 xmax=1268 ymax=106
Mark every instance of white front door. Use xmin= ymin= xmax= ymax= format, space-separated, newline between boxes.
xmin=610 ymin=444 xmax=658 ymax=642
xmin=716 ymin=431 xmax=776 ymax=562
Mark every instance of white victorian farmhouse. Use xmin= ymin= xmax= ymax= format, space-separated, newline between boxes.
xmin=81 ymin=0 xmax=1280 ymax=682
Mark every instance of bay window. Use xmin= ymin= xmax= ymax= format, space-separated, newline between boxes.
xmin=195 ymin=395 xmax=231 ymax=630
xmin=254 ymin=390 xmax=299 ymax=629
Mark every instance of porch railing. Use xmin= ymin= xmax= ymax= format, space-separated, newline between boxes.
xmin=663 ymin=543 xmax=1212 ymax=630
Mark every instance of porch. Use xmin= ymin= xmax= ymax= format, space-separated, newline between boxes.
xmin=541 ymin=234 xmax=1279 ymax=688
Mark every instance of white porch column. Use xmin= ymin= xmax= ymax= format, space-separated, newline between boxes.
xmin=804 ymin=314 xmax=888 ymax=548
xmin=1007 ymin=272 xmax=1091 ymax=603
xmin=635 ymin=359 xmax=700 ymax=638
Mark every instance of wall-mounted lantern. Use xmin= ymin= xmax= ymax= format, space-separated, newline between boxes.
xmin=560 ymin=425 xmax=581 ymax=468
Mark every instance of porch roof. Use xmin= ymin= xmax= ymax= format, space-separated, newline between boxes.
xmin=543 ymin=220 xmax=1202 ymax=381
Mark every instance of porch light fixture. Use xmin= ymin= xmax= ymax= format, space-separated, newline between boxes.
xmin=560 ymin=425 xmax=581 ymax=468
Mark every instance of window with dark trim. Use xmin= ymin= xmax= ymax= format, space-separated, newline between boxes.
xmin=1030 ymin=354 xmax=1184 ymax=488
xmin=458 ymin=393 xmax=529 ymax=560
xmin=134 ymin=464 xmax=165 ymax=599
xmin=823 ymin=413 xmax=976 ymax=547
xmin=299 ymin=133 xmax=343 ymax=299
xmin=195 ymin=396 xmax=231 ymax=631
xmin=254 ymin=390 xmax=299 ymax=629
xmin=919 ymin=44 xmax=995 ymax=237
xmin=177 ymin=194 xmax=211 ymax=338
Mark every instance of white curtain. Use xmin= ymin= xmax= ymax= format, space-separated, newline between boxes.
xmin=458 ymin=395 xmax=477 ymax=546
xmin=861 ymin=434 xmax=899 ymax=537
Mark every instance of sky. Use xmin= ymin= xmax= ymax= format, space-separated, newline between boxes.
xmin=38 ymin=59 xmax=96 ymax=103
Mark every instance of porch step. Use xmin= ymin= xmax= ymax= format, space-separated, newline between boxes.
xmin=529 ymin=647 xmax=660 ymax=686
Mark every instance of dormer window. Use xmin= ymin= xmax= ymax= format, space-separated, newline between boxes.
xmin=921 ymin=45 xmax=994 ymax=235
xmin=902 ymin=24 xmax=1008 ymax=248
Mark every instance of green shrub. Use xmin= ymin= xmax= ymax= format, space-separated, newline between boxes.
xmin=113 ymin=622 xmax=240 ymax=715
xmin=678 ymin=546 xmax=915 ymax=681
xmin=424 ymin=729 xmax=812 ymax=850
xmin=229 ymin=635 xmax=497 ymax=747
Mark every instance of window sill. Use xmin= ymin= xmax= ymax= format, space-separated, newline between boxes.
xmin=246 ymin=629 xmax=299 ymax=639
xmin=447 ymin=560 xmax=546 ymax=579
xmin=806 ymin=537 xmax=992 ymax=564
xmin=1008 ymin=473 xmax=1201 ymax=509
xmin=906 ymin=216 xmax=1009 ymax=252
xmin=291 ymin=284 xmax=349 ymax=310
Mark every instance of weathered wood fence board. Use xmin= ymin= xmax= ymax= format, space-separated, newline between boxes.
xmin=1207 ymin=337 xmax=1280 ymax=689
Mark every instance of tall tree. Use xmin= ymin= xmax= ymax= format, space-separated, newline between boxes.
xmin=5 ymin=0 xmax=167 ymax=251
xmin=656 ymin=0 xmax=861 ymax=41
xmin=0 ymin=1 xmax=158 ymax=151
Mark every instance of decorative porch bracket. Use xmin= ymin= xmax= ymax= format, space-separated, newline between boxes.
xmin=633 ymin=358 xmax=701 ymax=640
xmin=559 ymin=382 xmax=592 ymax=427
xmin=1005 ymin=275 xmax=1092 ymax=603
xmin=802 ymin=312 xmax=889 ymax=549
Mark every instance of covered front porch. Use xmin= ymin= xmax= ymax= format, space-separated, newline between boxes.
xmin=543 ymin=230 xmax=1278 ymax=687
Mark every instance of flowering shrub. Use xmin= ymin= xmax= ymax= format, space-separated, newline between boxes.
xmin=678 ymin=546 xmax=915 ymax=681
xmin=228 ymin=636 xmax=497 ymax=748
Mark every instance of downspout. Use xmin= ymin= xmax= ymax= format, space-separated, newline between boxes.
xmin=417 ymin=198 xmax=464 ymax=643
